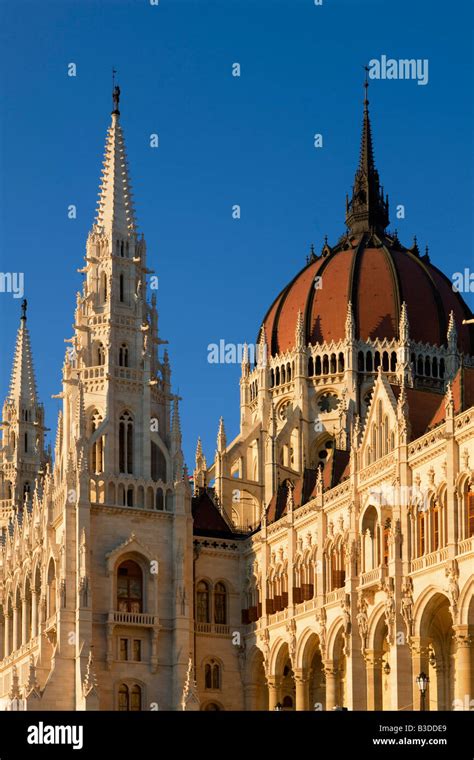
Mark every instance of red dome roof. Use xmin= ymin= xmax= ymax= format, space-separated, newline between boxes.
xmin=261 ymin=233 xmax=474 ymax=355
xmin=261 ymin=92 xmax=474 ymax=356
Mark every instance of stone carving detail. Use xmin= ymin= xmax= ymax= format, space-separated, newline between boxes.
xmin=383 ymin=577 xmax=396 ymax=645
xmin=445 ymin=559 xmax=460 ymax=622
xmin=400 ymin=576 xmax=414 ymax=640
xmin=356 ymin=591 xmax=368 ymax=651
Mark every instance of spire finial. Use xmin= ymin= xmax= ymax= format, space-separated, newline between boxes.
xmin=21 ymin=299 xmax=27 ymax=321
xmin=112 ymin=68 xmax=120 ymax=115
xmin=345 ymin=69 xmax=389 ymax=235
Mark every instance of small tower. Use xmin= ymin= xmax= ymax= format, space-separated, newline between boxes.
xmin=397 ymin=302 xmax=413 ymax=386
xmin=0 ymin=301 xmax=46 ymax=523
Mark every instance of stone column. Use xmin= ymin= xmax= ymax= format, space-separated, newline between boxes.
xmin=4 ymin=613 xmax=10 ymax=657
xmin=12 ymin=605 xmax=18 ymax=652
xmin=244 ymin=683 xmax=257 ymax=711
xmin=365 ymin=650 xmax=382 ymax=710
xmin=454 ymin=628 xmax=472 ymax=709
xmin=267 ymin=676 xmax=281 ymax=711
xmin=21 ymin=595 xmax=28 ymax=645
xmin=294 ymin=669 xmax=309 ymax=711
xmin=324 ymin=662 xmax=339 ymax=710
xmin=410 ymin=637 xmax=430 ymax=711
xmin=31 ymin=590 xmax=38 ymax=638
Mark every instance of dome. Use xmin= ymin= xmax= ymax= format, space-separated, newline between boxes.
xmin=260 ymin=90 xmax=474 ymax=357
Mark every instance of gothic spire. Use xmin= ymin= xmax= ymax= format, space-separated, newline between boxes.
xmin=94 ymin=84 xmax=137 ymax=240
xmin=8 ymin=301 xmax=39 ymax=407
xmin=345 ymin=71 xmax=389 ymax=235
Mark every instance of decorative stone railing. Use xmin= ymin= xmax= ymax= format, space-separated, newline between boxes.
xmin=409 ymin=547 xmax=448 ymax=573
xmin=195 ymin=623 xmax=230 ymax=636
xmin=325 ymin=587 xmax=346 ymax=604
xmin=358 ymin=566 xmax=387 ymax=589
xmin=457 ymin=537 xmax=474 ymax=556
xmin=111 ymin=611 xmax=158 ymax=626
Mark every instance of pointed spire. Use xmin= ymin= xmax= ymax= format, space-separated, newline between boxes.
xmin=195 ymin=437 xmax=207 ymax=470
xmin=241 ymin=342 xmax=250 ymax=377
xmin=171 ymin=396 xmax=182 ymax=441
xmin=257 ymin=325 xmax=267 ymax=368
xmin=345 ymin=71 xmax=389 ymax=235
xmin=399 ymin=301 xmax=409 ymax=343
xmin=345 ymin=301 xmax=355 ymax=342
xmin=295 ymin=309 xmax=305 ymax=350
xmin=8 ymin=302 xmax=39 ymax=407
xmin=217 ymin=416 xmax=226 ymax=452
xmin=94 ymin=85 xmax=137 ymax=239
xmin=447 ymin=310 xmax=457 ymax=350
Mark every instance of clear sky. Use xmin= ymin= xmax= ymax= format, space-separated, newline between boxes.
xmin=0 ymin=0 xmax=473 ymax=470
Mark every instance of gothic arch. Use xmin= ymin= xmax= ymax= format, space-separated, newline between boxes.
xmin=326 ymin=619 xmax=345 ymax=661
xmin=458 ymin=574 xmax=474 ymax=626
xmin=367 ymin=602 xmax=386 ymax=651
xmin=295 ymin=626 xmax=320 ymax=671
xmin=413 ymin=586 xmax=450 ymax=639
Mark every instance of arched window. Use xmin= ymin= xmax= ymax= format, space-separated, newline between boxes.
xmin=119 ymin=411 xmax=134 ymax=474
xmin=330 ymin=354 xmax=337 ymax=374
xmin=432 ymin=499 xmax=440 ymax=550
xmin=214 ymin=582 xmax=227 ymax=624
xmin=432 ymin=357 xmax=438 ymax=378
xmin=91 ymin=410 xmax=104 ymax=474
xmin=338 ymin=352 xmax=344 ymax=372
xmin=118 ymin=684 xmax=129 ymax=711
xmin=281 ymin=365 xmax=286 ymax=384
xmin=24 ymin=432 xmax=28 ymax=453
xmin=275 ymin=367 xmax=280 ymax=386
xmin=424 ymin=356 xmax=431 ymax=377
xmin=120 ymin=240 xmax=124 ymax=257
xmin=383 ymin=519 xmax=390 ymax=565
xmin=23 ymin=482 xmax=31 ymax=501
xmin=308 ymin=357 xmax=314 ymax=377
xmin=358 ymin=350 xmax=364 ymax=371
xmin=196 ymin=581 xmax=210 ymax=623
xmin=382 ymin=351 xmax=389 ymax=371
xmin=100 ymin=271 xmax=107 ymax=303
xmin=467 ymin=488 xmax=474 ymax=538
xmin=417 ymin=511 xmax=425 ymax=556
xmin=315 ymin=356 xmax=322 ymax=376
xmin=130 ymin=684 xmax=142 ymax=711
xmin=390 ymin=352 xmax=397 ymax=372
xmin=47 ymin=559 xmax=56 ymax=618
xmin=117 ymin=560 xmax=143 ymax=613
xmin=374 ymin=351 xmax=381 ymax=371
xmin=205 ymin=660 xmax=221 ymax=690
xmin=119 ymin=344 xmax=129 ymax=367
xmin=366 ymin=352 xmax=373 ymax=372
xmin=97 ymin=343 xmax=105 ymax=366
xmin=6 ymin=480 xmax=12 ymax=500
xmin=119 ymin=273 xmax=125 ymax=302
xmin=439 ymin=358 xmax=445 ymax=379
xmin=151 ymin=442 xmax=167 ymax=482
xmin=270 ymin=369 xmax=275 ymax=387
xmin=322 ymin=355 xmax=329 ymax=375
xmin=417 ymin=355 xmax=423 ymax=376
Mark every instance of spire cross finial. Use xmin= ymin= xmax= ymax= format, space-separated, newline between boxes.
xmin=112 ymin=68 xmax=120 ymax=115
xmin=363 ymin=65 xmax=369 ymax=109
xmin=21 ymin=299 xmax=27 ymax=321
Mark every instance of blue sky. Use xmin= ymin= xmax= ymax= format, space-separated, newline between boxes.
xmin=0 ymin=0 xmax=473 ymax=469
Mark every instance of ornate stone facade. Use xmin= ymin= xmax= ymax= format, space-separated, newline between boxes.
xmin=0 ymin=85 xmax=473 ymax=712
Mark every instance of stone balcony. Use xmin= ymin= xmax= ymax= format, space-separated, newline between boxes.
xmin=410 ymin=547 xmax=449 ymax=573
xmin=195 ymin=623 xmax=230 ymax=636
xmin=110 ymin=611 xmax=158 ymax=627
xmin=358 ymin=566 xmax=388 ymax=590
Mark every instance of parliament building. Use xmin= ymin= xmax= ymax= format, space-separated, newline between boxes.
xmin=0 ymin=82 xmax=473 ymax=711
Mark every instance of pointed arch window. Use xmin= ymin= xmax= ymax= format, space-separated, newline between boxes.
xmin=97 ymin=343 xmax=105 ymax=366
xmin=467 ymin=490 xmax=474 ymax=538
xmin=214 ymin=582 xmax=227 ymax=625
xmin=117 ymin=560 xmax=143 ymax=613
xmin=130 ymin=684 xmax=142 ymax=711
xmin=417 ymin=511 xmax=425 ymax=556
xmin=118 ymin=684 xmax=129 ymax=711
xmin=432 ymin=499 xmax=440 ymax=550
xmin=205 ymin=660 xmax=221 ymax=690
xmin=100 ymin=271 xmax=107 ymax=303
xmin=24 ymin=432 xmax=28 ymax=453
xmin=119 ymin=274 xmax=125 ymax=302
xmin=119 ymin=344 xmax=129 ymax=367
xmin=91 ymin=410 xmax=104 ymax=474
xmin=196 ymin=581 xmax=210 ymax=623
xmin=119 ymin=411 xmax=134 ymax=474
